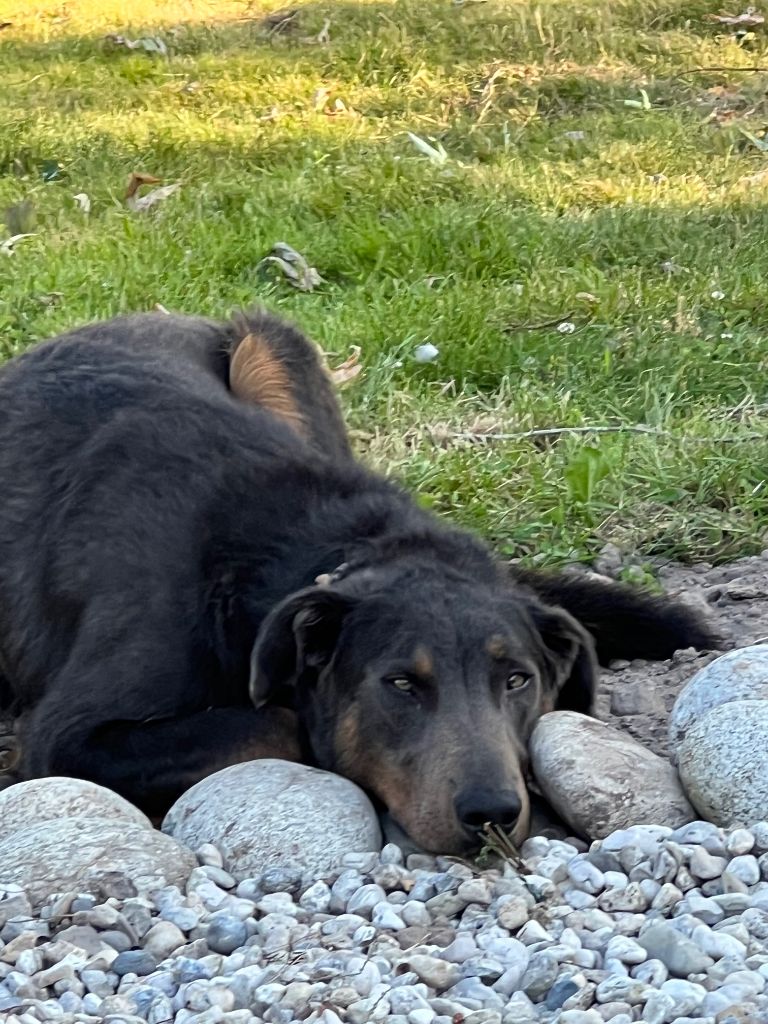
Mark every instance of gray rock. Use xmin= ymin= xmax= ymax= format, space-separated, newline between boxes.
xmin=112 ymin=950 xmax=157 ymax=977
xmin=520 ymin=951 xmax=558 ymax=1001
xmin=163 ymin=760 xmax=381 ymax=879
xmin=677 ymin=701 xmax=768 ymax=828
xmin=728 ymin=855 xmax=761 ymax=886
xmin=347 ymin=885 xmax=387 ymax=919
xmin=142 ymin=921 xmax=186 ymax=961
xmin=404 ymin=954 xmax=460 ymax=990
xmin=299 ymin=880 xmax=331 ymax=914
xmin=544 ymin=977 xmax=580 ymax=1009
xmin=669 ymin=645 xmax=768 ymax=750
xmin=637 ymin=923 xmax=714 ymax=977
xmin=206 ymin=913 xmax=248 ymax=954
xmin=0 ymin=777 xmax=151 ymax=842
xmin=689 ymin=848 xmax=728 ymax=881
xmin=726 ymin=829 xmax=756 ymax=856
xmin=0 ymin=817 xmax=196 ymax=908
xmin=530 ymin=713 xmax=695 ymax=840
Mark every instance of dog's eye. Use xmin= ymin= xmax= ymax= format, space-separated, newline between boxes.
xmin=505 ymin=671 xmax=531 ymax=692
xmin=385 ymin=676 xmax=416 ymax=695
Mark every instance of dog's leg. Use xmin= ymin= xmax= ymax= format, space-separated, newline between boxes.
xmin=510 ymin=567 xmax=721 ymax=665
xmin=20 ymin=700 xmax=301 ymax=817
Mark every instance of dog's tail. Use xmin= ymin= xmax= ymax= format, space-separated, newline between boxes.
xmin=510 ymin=566 xmax=722 ymax=665
xmin=228 ymin=311 xmax=352 ymax=461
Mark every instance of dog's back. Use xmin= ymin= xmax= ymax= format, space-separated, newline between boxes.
xmin=15 ymin=310 xmax=352 ymax=462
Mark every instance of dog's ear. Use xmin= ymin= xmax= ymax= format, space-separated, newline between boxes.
xmin=249 ymin=588 xmax=355 ymax=708
xmin=529 ymin=602 xmax=598 ymax=714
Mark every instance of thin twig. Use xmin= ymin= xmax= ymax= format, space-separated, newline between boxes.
xmin=675 ymin=66 xmax=768 ymax=80
xmin=502 ymin=311 xmax=577 ymax=332
xmin=447 ymin=425 xmax=665 ymax=441
xmin=439 ymin=426 xmax=765 ymax=443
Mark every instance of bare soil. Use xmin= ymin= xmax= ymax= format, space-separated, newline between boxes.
xmin=596 ymin=550 xmax=768 ymax=759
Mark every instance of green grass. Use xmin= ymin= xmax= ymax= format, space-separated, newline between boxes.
xmin=4 ymin=0 xmax=768 ymax=568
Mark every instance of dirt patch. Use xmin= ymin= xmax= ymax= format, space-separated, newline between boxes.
xmin=596 ymin=549 xmax=768 ymax=759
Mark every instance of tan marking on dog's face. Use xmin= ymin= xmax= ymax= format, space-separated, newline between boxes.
xmin=486 ymin=634 xmax=509 ymax=660
xmin=333 ymin=702 xmax=531 ymax=854
xmin=412 ymin=645 xmax=434 ymax=678
xmin=229 ymin=332 xmax=307 ymax=437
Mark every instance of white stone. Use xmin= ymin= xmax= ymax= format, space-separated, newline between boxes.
xmin=728 ymin=855 xmax=761 ymax=886
xmin=677 ymin=701 xmax=768 ymax=828
xmin=0 ymin=815 xmax=195 ymax=908
xmin=669 ymin=645 xmax=768 ymax=751
xmin=0 ymin=777 xmax=151 ymax=842
xmin=162 ymin=759 xmax=381 ymax=880
xmin=530 ymin=713 xmax=695 ymax=840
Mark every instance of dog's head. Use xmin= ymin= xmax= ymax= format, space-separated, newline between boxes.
xmin=249 ymin=561 xmax=597 ymax=854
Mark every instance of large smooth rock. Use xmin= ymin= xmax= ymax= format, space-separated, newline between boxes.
xmin=530 ymin=712 xmax=695 ymax=841
xmin=677 ymin=699 xmax=768 ymax=827
xmin=669 ymin=645 xmax=768 ymax=752
xmin=0 ymin=776 xmax=152 ymax=842
xmin=162 ymin=759 xmax=382 ymax=879
xmin=0 ymin=816 xmax=196 ymax=908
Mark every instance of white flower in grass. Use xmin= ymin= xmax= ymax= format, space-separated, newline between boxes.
xmin=414 ymin=343 xmax=439 ymax=363
xmin=557 ymin=321 xmax=576 ymax=334
xmin=711 ymin=290 xmax=726 ymax=300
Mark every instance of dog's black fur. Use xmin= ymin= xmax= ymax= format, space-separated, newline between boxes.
xmin=0 ymin=310 xmax=720 ymax=852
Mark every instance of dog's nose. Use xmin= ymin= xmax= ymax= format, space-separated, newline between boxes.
xmin=455 ymin=787 xmax=522 ymax=834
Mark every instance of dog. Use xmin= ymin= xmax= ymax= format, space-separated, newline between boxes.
xmin=0 ymin=310 xmax=719 ymax=853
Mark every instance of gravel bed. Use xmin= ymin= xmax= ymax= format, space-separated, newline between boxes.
xmin=2 ymin=822 xmax=768 ymax=1024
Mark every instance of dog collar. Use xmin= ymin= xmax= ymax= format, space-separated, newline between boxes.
xmin=314 ymin=562 xmax=350 ymax=587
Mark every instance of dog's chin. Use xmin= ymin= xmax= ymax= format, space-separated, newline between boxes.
xmin=379 ymin=809 xmax=531 ymax=859
xmin=378 ymin=811 xmax=432 ymax=857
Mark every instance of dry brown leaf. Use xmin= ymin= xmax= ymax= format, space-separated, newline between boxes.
xmin=739 ymin=165 xmax=768 ymax=185
xmin=124 ymin=172 xmax=181 ymax=213
xmin=312 ymin=87 xmax=331 ymax=111
xmin=261 ymin=8 xmax=299 ymax=34
xmin=104 ymin=34 xmax=168 ymax=55
xmin=301 ymin=17 xmax=331 ymax=44
xmin=708 ymin=8 xmax=765 ymax=27
xmin=1 ymin=233 xmax=36 ymax=256
xmin=329 ymin=347 xmax=363 ymax=386
xmin=257 ymin=242 xmax=324 ymax=291
xmin=125 ymin=172 xmax=162 ymax=198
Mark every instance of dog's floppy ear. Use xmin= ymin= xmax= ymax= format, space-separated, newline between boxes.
xmin=249 ymin=587 xmax=355 ymax=708
xmin=530 ymin=602 xmax=598 ymax=714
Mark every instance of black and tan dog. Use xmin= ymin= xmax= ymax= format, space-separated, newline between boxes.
xmin=0 ymin=310 xmax=718 ymax=853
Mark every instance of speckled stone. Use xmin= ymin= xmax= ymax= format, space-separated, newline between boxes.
xmin=0 ymin=816 xmax=196 ymax=908
xmin=530 ymin=712 xmax=695 ymax=840
xmin=0 ymin=777 xmax=152 ymax=842
xmin=677 ymin=701 xmax=768 ymax=828
xmin=669 ymin=645 xmax=768 ymax=751
xmin=162 ymin=759 xmax=381 ymax=880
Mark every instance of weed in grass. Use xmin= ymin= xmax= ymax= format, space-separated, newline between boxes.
xmin=3 ymin=1 xmax=768 ymax=567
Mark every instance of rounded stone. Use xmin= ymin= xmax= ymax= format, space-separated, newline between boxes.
xmin=0 ymin=777 xmax=151 ymax=842
xmin=0 ymin=815 xmax=196 ymax=908
xmin=677 ymin=701 xmax=768 ymax=827
xmin=530 ymin=712 xmax=695 ymax=841
xmin=112 ymin=949 xmax=157 ymax=977
xmin=669 ymin=645 xmax=768 ymax=751
xmin=205 ymin=913 xmax=248 ymax=955
xmin=162 ymin=759 xmax=381 ymax=880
